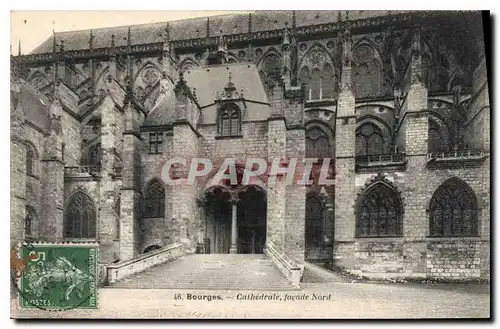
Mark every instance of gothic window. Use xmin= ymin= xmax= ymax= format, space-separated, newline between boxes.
xmin=143 ymin=180 xmax=165 ymax=218
xmin=300 ymin=64 xmax=337 ymax=101
xmin=88 ymin=143 xmax=102 ymax=166
xmin=149 ymin=132 xmax=163 ymax=154
xmin=25 ymin=205 xmax=36 ymax=237
xmin=259 ymin=53 xmax=282 ymax=100
xmin=429 ymin=178 xmax=477 ymax=237
xmin=356 ymin=123 xmax=384 ymax=156
xmin=356 ymin=182 xmax=403 ymax=237
xmin=352 ymin=44 xmax=382 ymax=98
xmin=26 ymin=144 xmax=35 ymax=176
xmin=218 ymin=103 xmax=241 ymax=137
xmin=306 ymin=127 xmax=330 ymax=159
xmin=306 ymin=195 xmax=324 ymax=244
xmin=64 ymin=192 xmax=97 ymax=239
xmin=428 ymin=119 xmax=449 ymax=153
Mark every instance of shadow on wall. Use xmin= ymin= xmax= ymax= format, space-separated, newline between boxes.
xmin=143 ymin=245 xmax=162 ymax=254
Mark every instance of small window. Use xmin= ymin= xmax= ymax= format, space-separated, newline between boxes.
xmin=26 ymin=145 xmax=35 ymax=176
xmin=218 ymin=103 xmax=241 ymax=137
xmin=149 ymin=132 xmax=163 ymax=154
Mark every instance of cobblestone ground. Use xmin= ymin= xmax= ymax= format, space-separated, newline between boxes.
xmin=11 ymin=282 xmax=490 ymax=319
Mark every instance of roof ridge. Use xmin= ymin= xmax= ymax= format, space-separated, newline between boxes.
xmin=52 ymin=11 xmax=254 ymax=36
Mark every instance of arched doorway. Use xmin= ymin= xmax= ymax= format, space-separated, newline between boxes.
xmin=203 ymin=185 xmax=267 ymax=254
xmin=237 ymin=186 xmax=267 ymax=254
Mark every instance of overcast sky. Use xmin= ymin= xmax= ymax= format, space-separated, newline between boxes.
xmin=11 ymin=11 xmax=249 ymax=55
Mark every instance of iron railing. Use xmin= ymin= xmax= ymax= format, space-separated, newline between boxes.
xmin=356 ymin=153 xmax=406 ymax=166
xmin=427 ymin=150 xmax=485 ymax=161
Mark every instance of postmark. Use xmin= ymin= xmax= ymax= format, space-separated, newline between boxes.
xmin=15 ymin=242 xmax=99 ymax=310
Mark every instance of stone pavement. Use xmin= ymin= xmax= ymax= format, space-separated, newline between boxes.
xmin=109 ymin=254 xmax=295 ymax=290
xmin=11 ymin=282 xmax=490 ymax=319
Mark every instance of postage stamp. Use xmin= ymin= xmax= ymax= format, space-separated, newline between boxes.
xmin=15 ymin=242 xmax=98 ymax=310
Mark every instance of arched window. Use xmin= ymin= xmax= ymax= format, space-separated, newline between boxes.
xmin=25 ymin=205 xmax=36 ymax=237
xmin=352 ymin=44 xmax=382 ymax=98
xmin=356 ymin=123 xmax=384 ymax=156
xmin=218 ymin=103 xmax=241 ymax=137
xmin=306 ymin=127 xmax=330 ymax=159
xmin=26 ymin=144 xmax=35 ymax=176
xmin=64 ymin=192 xmax=97 ymax=239
xmin=356 ymin=182 xmax=403 ymax=237
xmin=305 ymin=195 xmax=324 ymax=244
xmin=428 ymin=119 xmax=450 ymax=153
xmin=299 ymin=65 xmax=337 ymax=101
xmin=429 ymin=178 xmax=477 ymax=237
xmin=143 ymin=180 xmax=165 ymax=218
xmin=259 ymin=52 xmax=282 ymax=100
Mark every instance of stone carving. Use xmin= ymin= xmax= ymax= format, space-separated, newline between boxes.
xmin=141 ymin=66 xmax=160 ymax=86
xmin=353 ymin=44 xmax=375 ymax=64
xmin=306 ymin=47 xmax=326 ymax=69
xmin=31 ymin=75 xmax=49 ymax=91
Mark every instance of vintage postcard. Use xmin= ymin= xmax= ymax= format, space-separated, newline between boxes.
xmin=10 ymin=10 xmax=490 ymax=319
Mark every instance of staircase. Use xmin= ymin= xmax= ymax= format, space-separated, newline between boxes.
xmin=108 ymin=254 xmax=297 ymax=290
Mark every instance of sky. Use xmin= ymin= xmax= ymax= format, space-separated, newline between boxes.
xmin=10 ymin=11 xmax=250 ymax=55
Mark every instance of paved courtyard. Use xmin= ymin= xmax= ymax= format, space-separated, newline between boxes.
xmin=12 ymin=282 xmax=490 ymax=319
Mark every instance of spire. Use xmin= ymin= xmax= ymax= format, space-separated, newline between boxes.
xmin=17 ymin=39 xmax=21 ymax=56
xmin=218 ymin=72 xmax=240 ymax=100
xmin=111 ymin=33 xmax=115 ymax=48
xmin=127 ymin=26 xmax=132 ymax=48
xmin=89 ymin=29 xmax=94 ymax=49
xmin=52 ymin=29 xmax=57 ymax=53
xmin=165 ymin=22 xmax=170 ymax=42
xmin=206 ymin=17 xmax=210 ymax=38
xmin=340 ymin=27 xmax=353 ymax=93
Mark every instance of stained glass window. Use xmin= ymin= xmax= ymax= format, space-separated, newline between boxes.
xmin=429 ymin=178 xmax=477 ymax=237
xmin=356 ymin=182 xmax=402 ymax=237
xmin=64 ymin=192 xmax=97 ymax=239
xmin=143 ymin=180 xmax=165 ymax=218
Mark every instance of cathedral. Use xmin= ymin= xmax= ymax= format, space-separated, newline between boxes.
xmin=10 ymin=10 xmax=490 ymax=281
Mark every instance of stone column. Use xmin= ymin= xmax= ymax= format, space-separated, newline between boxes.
xmin=229 ymin=198 xmax=239 ymax=254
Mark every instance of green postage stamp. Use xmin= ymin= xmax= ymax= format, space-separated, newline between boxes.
xmin=16 ymin=242 xmax=99 ymax=310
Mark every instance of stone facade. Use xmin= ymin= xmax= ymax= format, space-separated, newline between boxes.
xmin=10 ymin=11 xmax=490 ymax=281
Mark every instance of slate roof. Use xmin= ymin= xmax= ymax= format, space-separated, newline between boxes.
xmin=12 ymin=80 xmax=51 ymax=133
xmin=30 ymin=11 xmax=397 ymax=54
xmin=183 ymin=63 xmax=268 ymax=106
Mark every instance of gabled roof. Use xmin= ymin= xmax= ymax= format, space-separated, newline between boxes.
xmin=12 ymin=80 xmax=51 ymax=133
xmin=30 ymin=11 xmax=398 ymax=54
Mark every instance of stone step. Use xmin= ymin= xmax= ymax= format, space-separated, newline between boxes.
xmin=109 ymin=254 xmax=297 ymax=290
